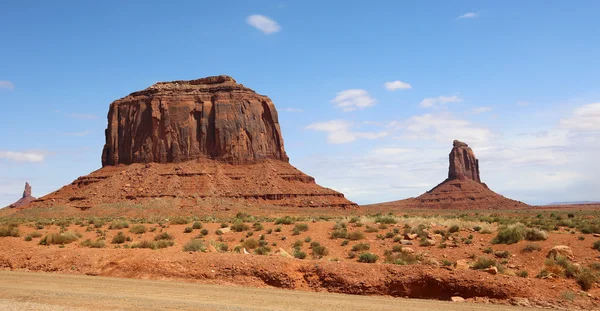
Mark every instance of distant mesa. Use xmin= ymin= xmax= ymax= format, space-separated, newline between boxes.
xmin=26 ymin=75 xmax=356 ymax=212
xmin=7 ymin=182 xmax=36 ymax=208
xmin=368 ymin=140 xmax=529 ymax=210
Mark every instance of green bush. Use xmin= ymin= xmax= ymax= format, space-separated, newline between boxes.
xmin=242 ymin=238 xmax=258 ymax=249
xmin=495 ymin=250 xmax=510 ymax=258
xmin=109 ymin=220 xmax=129 ymax=230
xmin=24 ymin=235 xmax=32 ymax=241
xmin=154 ymin=232 xmax=174 ymax=241
xmin=517 ymin=270 xmax=529 ymax=278
xmin=184 ymin=227 xmax=193 ymax=233
xmin=129 ymin=225 xmax=147 ymax=234
xmin=330 ymin=229 xmax=348 ymax=239
xmin=522 ymin=243 xmax=542 ymax=252
xmin=525 ymin=228 xmax=547 ymax=241
xmin=230 ymin=221 xmax=250 ymax=232
xmin=252 ymin=222 xmax=264 ymax=231
xmin=200 ymin=229 xmax=209 ymax=236
xmin=472 ymin=256 xmax=497 ymax=270
xmin=0 ymin=226 xmax=20 ymax=237
xmin=39 ymin=232 xmax=79 ymax=245
xmin=448 ymin=225 xmax=460 ymax=233
xmin=293 ymin=240 xmax=303 ymax=249
xmin=111 ymin=232 xmax=129 ymax=244
xmin=80 ymin=239 xmax=105 ymax=248
xmin=357 ymin=252 xmax=378 ymax=263
xmin=576 ymin=268 xmax=598 ymax=291
xmin=347 ymin=231 xmax=365 ymax=241
xmin=310 ymin=242 xmax=329 ymax=259
xmin=133 ymin=240 xmax=174 ymax=250
xmin=351 ymin=243 xmax=370 ymax=252
xmin=254 ymin=246 xmax=271 ymax=255
xmin=294 ymin=250 xmax=307 ymax=259
xmin=593 ymin=240 xmax=600 ymax=251
xmin=183 ymin=239 xmax=206 ymax=252
xmin=349 ymin=216 xmax=361 ymax=223
xmin=340 ymin=240 xmax=349 ymax=246
xmin=274 ymin=217 xmax=295 ymax=225
xmin=170 ymin=216 xmax=189 ymax=225
xmin=294 ymin=223 xmax=309 ymax=233
xmin=374 ymin=216 xmax=396 ymax=224
xmin=492 ymin=225 xmax=526 ymax=245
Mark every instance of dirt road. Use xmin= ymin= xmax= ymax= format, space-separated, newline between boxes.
xmin=0 ymin=271 xmax=535 ymax=311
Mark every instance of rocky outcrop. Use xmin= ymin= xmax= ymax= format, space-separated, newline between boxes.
xmin=102 ymin=75 xmax=288 ymax=166
xmin=8 ymin=182 xmax=36 ymax=208
xmin=448 ymin=140 xmax=480 ymax=182
xmin=25 ymin=76 xmax=356 ymax=213
xmin=365 ymin=140 xmax=528 ymax=210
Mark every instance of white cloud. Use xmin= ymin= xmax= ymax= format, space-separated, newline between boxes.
xmin=0 ymin=81 xmax=15 ymax=90
xmin=306 ymin=120 xmax=388 ymax=144
xmin=246 ymin=15 xmax=281 ymax=34
xmin=419 ymin=95 xmax=462 ymax=108
xmin=0 ymin=151 xmax=46 ymax=163
xmin=69 ymin=113 xmax=98 ymax=120
xmin=384 ymin=80 xmax=412 ymax=91
xmin=331 ymin=89 xmax=376 ymax=112
xmin=473 ymin=106 xmax=492 ymax=114
xmin=398 ymin=112 xmax=493 ymax=144
xmin=282 ymin=108 xmax=303 ymax=113
xmin=457 ymin=12 xmax=479 ymax=19
xmin=560 ymin=103 xmax=600 ymax=131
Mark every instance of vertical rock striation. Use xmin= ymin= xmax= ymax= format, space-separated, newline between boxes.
xmin=448 ymin=140 xmax=481 ymax=183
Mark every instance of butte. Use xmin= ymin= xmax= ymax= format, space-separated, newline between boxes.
xmin=5 ymin=182 xmax=36 ymax=208
xmin=24 ymin=76 xmax=356 ymax=213
xmin=369 ymin=140 xmax=528 ymax=210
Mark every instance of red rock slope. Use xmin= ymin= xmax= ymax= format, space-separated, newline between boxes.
xmin=25 ymin=76 xmax=356 ymax=212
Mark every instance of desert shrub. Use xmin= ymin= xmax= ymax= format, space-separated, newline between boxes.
xmin=472 ymin=256 xmax=497 ymax=270
xmin=492 ymin=224 xmax=526 ymax=245
xmin=294 ymin=223 xmax=309 ymax=233
xmin=349 ymin=216 xmax=361 ymax=223
xmin=200 ymin=229 xmax=209 ymax=236
xmin=517 ymin=270 xmax=529 ymax=278
xmin=364 ymin=226 xmax=379 ymax=233
xmin=561 ymin=290 xmax=576 ymax=301
xmin=220 ymin=223 xmax=228 ymax=228
xmin=522 ymin=243 xmax=542 ymax=252
xmin=347 ymin=231 xmax=365 ymax=241
xmin=129 ymin=224 xmax=147 ymax=234
xmin=374 ymin=215 xmax=396 ymax=224
xmin=111 ymin=232 xmax=129 ymax=244
xmin=576 ymin=267 xmax=597 ymax=291
xmin=39 ymin=232 xmax=79 ymax=245
xmin=330 ymin=229 xmax=348 ymax=239
xmin=266 ymin=229 xmax=273 ymax=234
xmin=495 ymin=250 xmax=510 ymax=258
xmin=241 ymin=238 xmax=258 ymax=249
xmin=154 ymin=232 xmax=174 ymax=241
xmin=133 ymin=240 xmax=174 ymax=250
xmin=214 ymin=242 xmax=228 ymax=252
xmin=293 ymin=240 xmax=303 ymax=249
xmin=192 ymin=221 xmax=202 ymax=230
xmin=230 ymin=221 xmax=250 ymax=232
xmin=441 ymin=260 xmax=454 ymax=267
xmin=274 ymin=217 xmax=295 ymax=225
xmin=525 ymin=228 xmax=548 ymax=241
xmin=254 ymin=246 xmax=271 ymax=255
xmin=351 ymin=243 xmax=370 ymax=252
xmin=385 ymin=232 xmax=395 ymax=239
xmin=593 ymin=240 xmax=600 ymax=251
xmin=24 ymin=235 xmax=32 ymax=241
xmin=448 ymin=225 xmax=460 ymax=233
xmin=473 ymin=225 xmax=482 ymax=232
xmin=304 ymin=236 xmax=312 ymax=243
xmin=483 ymin=247 xmax=493 ymax=254
xmin=0 ymin=226 xmax=20 ymax=237
xmin=274 ymin=227 xmax=282 ymax=232
xmin=54 ymin=219 xmax=72 ymax=227
xmin=183 ymin=227 xmax=193 ymax=233
xmin=109 ymin=220 xmax=129 ymax=230
xmin=340 ymin=240 xmax=349 ymax=246
xmin=170 ymin=216 xmax=189 ymax=225
xmin=294 ymin=249 xmax=307 ymax=259
xmin=252 ymin=222 xmax=264 ymax=231
xmin=183 ymin=239 xmax=206 ymax=252
xmin=419 ymin=238 xmax=433 ymax=247
xmin=310 ymin=242 xmax=328 ymax=259
xmin=80 ymin=239 xmax=105 ymax=248
xmin=358 ymin=252 xmax=378 ymax=263
xmin=90 ymin=218 xmax=105 ymax=228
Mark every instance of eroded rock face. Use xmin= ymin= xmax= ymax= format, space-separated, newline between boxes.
xmin=8 ymin=182 xmax=36 ymax=208
xmin=102 ymin=75 xmax=288 ymax=166
xmin=23 ymin=182 xmax=32 ymax=198
xmin=448 ymin=140 xmax=481 ymax=183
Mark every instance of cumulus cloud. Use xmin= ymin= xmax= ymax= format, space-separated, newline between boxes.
xmin=331 ymin=89 xmax=376 ymax=112
xmin=457 ymin=12 xmax=479 ymax=19
xmin=384 ymin=80 xmax=412 ymax=91
xmin=246 ymin=15 xmax=281 ymax=34
xmin=419 ymin=95 xmax=462 ymax=108
xmin=282 ymin=107 xmax=303 ymax=113
xmin=0 ymin=80 xmax=15 ymax=90
xmin=398 ymin=112 xmax=493 ymax=144
xmin=473 ymin=106 xmax=492 ymax=114
xmin=560 ymin=103 xmax=600 ymax=131
xmin=0 ymin=151 xmax=46 ymax=163
xmin=306 ymin=120 xmax=388 ymax=144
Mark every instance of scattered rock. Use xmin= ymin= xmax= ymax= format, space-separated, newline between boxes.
xmin=484 ymin=266 xmax=499 ymax=275
xmin=455 ymin=259 xmax=470 ymax=270
xmin=451 ymin=296 xmax=465 ymax=302
xmin=278 ymin=248 xmax=291 ymax=258
xmin=547 ymin=245 xmax=574 ymax=260
xmin=404 ymin=233 xmax=418 ymax=240
xmin=400 ymin=240 xmax=414 ymax=245
xmin=401 ymin=247 xmax=415 ymax=254
xmin=593 ymin=233 xmax=600 ymax=238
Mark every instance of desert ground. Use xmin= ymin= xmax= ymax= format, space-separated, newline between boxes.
xmin=2 ymin=207 xmax=600 ymax=310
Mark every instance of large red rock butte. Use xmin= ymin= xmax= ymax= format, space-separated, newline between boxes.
xmin=366 ymin=140 xmax=528 ymax=210
xmin=25 ymin=76 xmax=356 ymax=212
xmin=7 ymin=182 xmax=36 ymax=208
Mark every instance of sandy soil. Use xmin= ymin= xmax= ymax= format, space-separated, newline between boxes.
xmin=0 ymin=270 xmax=538 ymax=311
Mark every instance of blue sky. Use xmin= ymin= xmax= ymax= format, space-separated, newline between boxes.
xmin=1 ymin=1 xmax=600 ymax=206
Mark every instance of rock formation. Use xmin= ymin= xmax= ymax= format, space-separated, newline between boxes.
xmin=101 ymin=75 xmax=288 ymax=166
xmin=8 ymin=182 xmax=36 ymax=208
xmin=366 ymin=140 xmax=528 ymax=210
xmin=26 ymin=76 xmax=356 ymax=213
